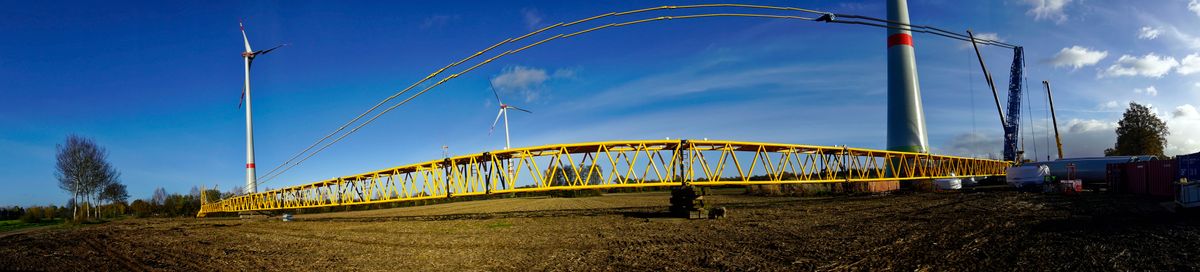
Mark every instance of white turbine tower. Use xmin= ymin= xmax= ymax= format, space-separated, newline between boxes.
xmin=239 ymin=21 xmax=285 ymax=195
xmin=488 ymin=83 xmax=532 ymax=150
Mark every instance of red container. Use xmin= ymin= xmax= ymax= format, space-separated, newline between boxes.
xmin=1124 ymin=162 xmax=1148 ymax=195
xmin=1146 ymin=159 xmax=1178 ymax=198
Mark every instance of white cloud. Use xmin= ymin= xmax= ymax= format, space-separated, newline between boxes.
xmin=1178 ymin=53 xmax=1200 ymax=75
xmin=1166 ymin=104 xmax=1200 ymax=155
xmin=490 ymin=66 xmax=575 ymax=102
xmin=1100 ymin=53 xmax=1179 ymax=78
xmin=1134 ymin=86 xmax=1159 ymax=96
xmin=1175 ymin=104 xmax=1199 ymax=118
xmin=1190 ymin=0 xmax=1200 ymax=17
xmin=1024 ymin=0 xmax=1073 ymax=23
xmin=520 ymin=8 xmax=543 ymax=30
xmin=1138 ymin=26 xmax=1162 ymax=40
xmin=1048 ymin=46 xmax=1108 ymax=69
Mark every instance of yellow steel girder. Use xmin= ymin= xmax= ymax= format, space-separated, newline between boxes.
xmin=197 ymin=140 xmax=1011 ymax=217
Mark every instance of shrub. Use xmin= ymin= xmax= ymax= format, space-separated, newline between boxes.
xmin=130 ymin=200 xmax=152 ymax=218
xmin=19 ymin=211 xmax=41 ymax=223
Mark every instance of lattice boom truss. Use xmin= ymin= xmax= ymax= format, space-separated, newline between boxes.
xmin=198 ymin=140 xmax=1011 ymax=216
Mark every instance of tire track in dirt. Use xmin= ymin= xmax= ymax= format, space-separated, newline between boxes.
xmin=84 ymin=236 xmax=148 ymax=272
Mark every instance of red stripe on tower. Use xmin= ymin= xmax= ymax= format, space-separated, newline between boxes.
xmin=246 ymin=163 xmax=255 ymax=168
xmin=887 ymin=33 xmax=913 ymax=48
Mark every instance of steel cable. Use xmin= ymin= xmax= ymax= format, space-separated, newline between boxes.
xmin=255 ymin=4 xmax=1016 ymax=187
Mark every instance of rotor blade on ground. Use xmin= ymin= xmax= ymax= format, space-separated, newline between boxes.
xmin=489 ymin=109 xmax=504 ymax=135
xmin=507 ymin=106 xmax=532 ymax=113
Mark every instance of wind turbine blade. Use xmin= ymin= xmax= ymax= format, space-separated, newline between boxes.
xmin=507 ymin=106 xmax=532 ymax=114
xmin=489 ymin=109 xmax=504 ymax=135
xmin=240 ymin=21 xmax=253 ymax=52
xmin=488 ymin=81 xmax=502 ymax=104
xmin=238 ymin=86 xmax=246 ymax=109
xmin=255 ymin=43 xmax=288 ymax=55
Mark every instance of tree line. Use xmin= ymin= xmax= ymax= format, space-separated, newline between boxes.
xmin=41 ymin=135 xmax=244 ymax=220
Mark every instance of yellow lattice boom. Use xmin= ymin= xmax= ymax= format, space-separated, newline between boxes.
xmin=197 ymin=140 xmax=1011 ymax=217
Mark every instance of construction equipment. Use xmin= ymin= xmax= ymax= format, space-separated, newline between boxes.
xmin=967 ymin=30 xmax=1025 ymax=162
xmin=1043 ymin=81 xmax=1064 ymax=160
xmin=197 ymin=139 xmax=1012 ymax=217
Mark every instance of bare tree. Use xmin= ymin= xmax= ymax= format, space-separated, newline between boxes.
xmin=152 ymin=187 xmax=168 ymax=206
xmin=221 ymin=186 xmax=244 ymax=199
xmin=55 ymin=135 xmax=120 ymax=221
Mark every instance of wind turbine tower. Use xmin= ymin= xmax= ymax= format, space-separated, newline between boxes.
xmin=238 ymin=21 xmax=285 ymax=195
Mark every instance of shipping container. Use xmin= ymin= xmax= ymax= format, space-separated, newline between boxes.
xmin=1106 ymin=163 xmax=1125 ymax=193
xmin=1180 ymin=183 xmax=1200 ymax=208
xmin=1180 ymin=152 xmax=1200 ymax=182
xmin=1124 ymin=162 xmax=1148 ymax=195
xmin=1146 ymin=160 xmax=1178 ymax=198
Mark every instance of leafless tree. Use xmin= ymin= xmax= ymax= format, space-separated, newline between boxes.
xmin=152 ymin=187 xmax=168 ymax=206
xmin=55 ymin=135 xmax=120 ymax=221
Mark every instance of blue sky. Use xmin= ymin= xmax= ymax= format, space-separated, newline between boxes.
xmin=3 ymin=0 xmax=1200 ymax=206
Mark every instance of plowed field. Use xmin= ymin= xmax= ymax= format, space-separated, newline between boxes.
xmin=2 ymin=189 xmax=1197 ymax=271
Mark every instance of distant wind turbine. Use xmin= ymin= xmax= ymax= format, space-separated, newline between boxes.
xmin=239 ymin=20 xmax=287 ymax=195
xmin=488 ymin=82 xmax=532 ymax=150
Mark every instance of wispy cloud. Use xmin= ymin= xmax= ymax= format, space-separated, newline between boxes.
xmin=1166 ymin=26 xmax=1200 ymax=49
xmin=490 ymin=66 xmax=574 ymax=102
xmin=520 ymin=8 xmax=543 ymax=30
xmin=566 ymin=60 xmax=882 ymax=112
xmin=420 ymin=14 xmax=460 ymax=30
xmin=1134 ymin=86 xmax=1159 ymax=96
xmin=1138 ymin=26 xmax=1162 ymax=40
xmin=1099 ymin=100 xmax=1121 ymax=111
xmin=1024 ymin=0 xmax=1073 ymax=23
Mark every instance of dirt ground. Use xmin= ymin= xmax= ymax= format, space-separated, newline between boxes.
xmin=1 ymin=188 xmax=1198 ymax=271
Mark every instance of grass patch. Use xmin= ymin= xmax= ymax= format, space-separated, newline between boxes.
xmin=0 ymin=219 xmax=64 ymax=233
xmin=486 ymin=222 xmax=513 ymax=229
